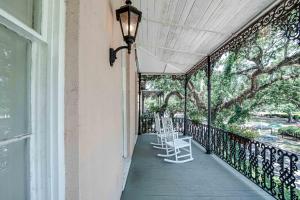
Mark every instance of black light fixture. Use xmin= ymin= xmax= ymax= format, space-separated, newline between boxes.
xmin=110 ymin=0 xmax=142 ymax=66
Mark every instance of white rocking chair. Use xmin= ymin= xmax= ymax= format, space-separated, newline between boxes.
xmin=151 ymin=114 xmax=179 ymax=156
xmin=160 ymin=117 xmax=194 ymax=163
xmin=150 ymin=113 xmax=166 ymax=149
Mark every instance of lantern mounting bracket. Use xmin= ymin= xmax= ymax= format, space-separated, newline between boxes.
xmin=109 ymin=44 xmax=131 ymax=66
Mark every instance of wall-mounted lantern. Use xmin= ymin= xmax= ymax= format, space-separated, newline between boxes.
xmin=110 ymin=0 xmax=142 ymax=66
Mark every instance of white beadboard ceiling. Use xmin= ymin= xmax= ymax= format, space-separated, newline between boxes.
xmin=132 ymin=0 xmax=277 ymax=74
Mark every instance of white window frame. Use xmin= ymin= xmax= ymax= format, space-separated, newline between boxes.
xmin=0 ymin=0 xmax=65 ymax=200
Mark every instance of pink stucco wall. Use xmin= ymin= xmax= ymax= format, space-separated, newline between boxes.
xmin=65 ymin=0 xmax=138 ymax=199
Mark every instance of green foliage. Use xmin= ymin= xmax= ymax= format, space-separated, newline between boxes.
xmin=145 ymin=76 xmax=185 ymax=116
xmin=226 ymin=124 xmax=259 ymax=139
xmin=186 ymin=20 xmax=300 ymax=127
xmin=145 ymin=99 xmax=160 ymax=113
xmin=188 ymin=110 xmax=203 ymax=124
xmin=165 ymin=96 xmax=184 ymax=117
xmin=278 ymin=126 xmax=300 ymax=138
xmin=227 ymin=105 xmax=251 ymax=124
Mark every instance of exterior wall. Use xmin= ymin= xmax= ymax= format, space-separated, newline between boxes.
xmin=65 ymin=0 xmax=79 ymax=199
xmin=65 ymin=0 xmax=138 ymax=199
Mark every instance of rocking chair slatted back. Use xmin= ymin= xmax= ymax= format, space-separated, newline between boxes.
xmin=154 ymin=113 xmax=161 ymax=134
xmin=162 ymin=117 xmax=177 ymax=143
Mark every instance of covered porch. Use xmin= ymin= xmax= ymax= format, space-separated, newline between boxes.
xmin=128 ymin=0 xmax=300 ymax=199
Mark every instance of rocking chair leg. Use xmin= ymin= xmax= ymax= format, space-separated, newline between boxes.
xmin=151 ymin=136 xmax=167 ymax=149
xmin=157 ymin=146 xmax=176 ymax=157
xmin=189 ymin=143 xmax=193 ymax=159
xmin=175 ymin=148 xmax=178 ymax=161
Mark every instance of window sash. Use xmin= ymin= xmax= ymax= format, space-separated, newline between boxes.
xmin=0 ymin=0 xmax=65 ymax=199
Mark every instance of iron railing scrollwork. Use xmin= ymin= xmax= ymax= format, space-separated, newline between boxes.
xmin=185 ymin=119 xmax=300 ymax=200
xmin=278 ymin=4 xmax=300 ymax=45
xmin=139 ymin=116 xmax=184 ymax=134
xmin=139 ymin=116 xmax=155 ymax=133
xmin=210 ymin=0 xmax=300 ymax=63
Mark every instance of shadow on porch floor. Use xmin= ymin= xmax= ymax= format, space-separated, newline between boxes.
xmin=121 ymin=134 xmax=269 ymax=200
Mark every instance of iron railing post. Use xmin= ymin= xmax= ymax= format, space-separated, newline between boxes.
xmin=184 ymin=74 xmax=188 ymax=135
xmin=141 ymin=95 xmax=145 ymax=114
xmin=138 ymin=73 xmax=142 ymax=135
xmin=206 ymin=56 xmax=212 ymax=154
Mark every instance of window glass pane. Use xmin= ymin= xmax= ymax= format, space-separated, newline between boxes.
xmin=0 ymin=139 xmax=29 ymax=200
xmin=0 ymin=0 xmax=41 ymax=32
xmin=0 ymin=25 xmax=31 ymax=141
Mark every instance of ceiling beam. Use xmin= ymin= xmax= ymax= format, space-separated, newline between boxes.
xmin=142 ymin=17 xmax=231 ymax=36
xmin=137 ymin=44 xmax=207 ymax=56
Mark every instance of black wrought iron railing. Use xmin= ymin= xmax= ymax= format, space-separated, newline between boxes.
xmin=186 ymin=119 xmax=300 ymax=200
xmin=140 ymin=116 xmax=300 ymax=200
xmin=139 ymin=116 xmax=155 ymax=134
xmin=139 ymin=116 xmax=184 ymax=134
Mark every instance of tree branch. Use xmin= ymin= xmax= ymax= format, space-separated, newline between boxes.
xmin=160 ymin=91 xmax=184 ymax=113
xmin=232 ymin=67 xmax=258 ymax=76
xmin=263 ymin=52 xmax=300 ymax=74
xmin=187 ymin=81 xmax=207 ymax=111
xmin=219 ymin=73 xmax=299 ymax=111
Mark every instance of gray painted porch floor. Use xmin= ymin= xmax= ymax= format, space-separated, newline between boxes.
xmin=121 ymin=134 xmax=266 ymax=200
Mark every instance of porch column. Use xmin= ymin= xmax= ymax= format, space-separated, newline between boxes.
xmin=141 ymin=94 xmax=145 ymax=114
xmin=183 ymin=74 xmax=188 ymax=135
xmin=206 ymin=56 xmax=212 ymax=154
xmin=138 ymin=73 xmax=141 ymax=135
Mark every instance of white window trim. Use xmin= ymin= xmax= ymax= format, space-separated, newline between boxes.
xmin=121 ymin=49 xmax=129 ymax=158
xmin=0 ymin=0 xmax=65 ymax=199
xmin=44 ymin=0 xmax=65 ymax=200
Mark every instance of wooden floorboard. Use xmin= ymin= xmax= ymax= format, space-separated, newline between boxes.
xmin=121 ymin=134 xmax=267 ymax=200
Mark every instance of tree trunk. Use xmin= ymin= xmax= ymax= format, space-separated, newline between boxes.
xmin=170 ymin=113 xmax=174 ymax=119
xmin=288 ymin=112 xmax=293 ymax=123
xmin=211 ymin=111 xmax=217 ymax=125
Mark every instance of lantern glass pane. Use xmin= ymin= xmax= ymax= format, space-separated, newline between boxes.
xmin=120 ymin=11 xmax=129 ymax=37
xmin=129 ymin=12 xmax=139 ymax=37
xmin=120 ymin=11 xmax=139 ymax=37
